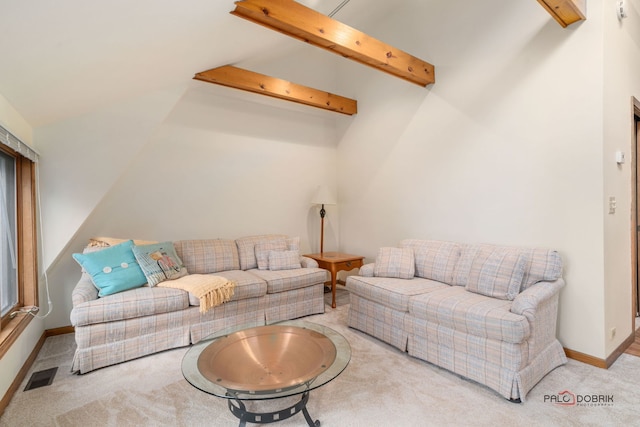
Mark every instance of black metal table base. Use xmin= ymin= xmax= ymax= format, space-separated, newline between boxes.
xmin=228 ymin=391 xmax=320 ymax=427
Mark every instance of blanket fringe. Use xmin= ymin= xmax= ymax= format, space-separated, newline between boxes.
xmin=156 ymin=274 xmax=236 ymax=314
xmin=200 ymin=282 xmax=235 ymax=314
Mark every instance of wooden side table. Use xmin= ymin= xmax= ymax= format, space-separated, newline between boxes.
xmin=304 ymin=252 xmax=364 ymax=308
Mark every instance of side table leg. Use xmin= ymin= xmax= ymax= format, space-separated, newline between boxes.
xmin=331 ymin=270 xmax=337 ymax=309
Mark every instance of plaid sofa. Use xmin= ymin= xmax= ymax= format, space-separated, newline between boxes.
xmin=346 ymin=239 xmax=566 ymax=402
xmin=70 ymin=235 xmax=328 ymax=373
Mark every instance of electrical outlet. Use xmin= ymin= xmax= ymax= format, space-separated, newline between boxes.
xmin=610 ymin=327 xmax=616 ymax=339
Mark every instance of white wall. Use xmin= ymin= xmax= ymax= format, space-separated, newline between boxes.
xmin=336 ymin=0 xmax=609 ymax=357
xmin=602 ymin=0 xmax=640 ymax=355
xmin=36 ymin=48 xmax=344 ymax=328
xmin=0 ymin=93 xmax=32 ymax=145
xmin=0 ymin=317 xmax=43 ymax=402
xmin=36 ymin=85 xmax=189 ymax=269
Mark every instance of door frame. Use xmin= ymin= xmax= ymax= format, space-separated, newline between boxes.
xmin=631 ymin=97 xmax=640 ymax=323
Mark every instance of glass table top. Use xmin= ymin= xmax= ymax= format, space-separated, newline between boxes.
xmin=182 ymin=320 xmax=351 ymax=401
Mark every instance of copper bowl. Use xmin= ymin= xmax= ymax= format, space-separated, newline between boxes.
xmin=197 ymin=325 xmax=337 ymax=393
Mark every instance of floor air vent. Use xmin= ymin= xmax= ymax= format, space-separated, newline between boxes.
xmin=24 ymin=367 xmax=58 ymax=391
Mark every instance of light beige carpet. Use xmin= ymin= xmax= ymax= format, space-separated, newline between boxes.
xmin=2 ymin=290 xmax=639 ymax=427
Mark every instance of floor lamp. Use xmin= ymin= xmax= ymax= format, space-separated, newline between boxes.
xmin=311 ymin=185 xmax=337 ymax=254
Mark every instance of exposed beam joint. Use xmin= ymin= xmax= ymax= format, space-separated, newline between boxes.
xmin=536 ymin=0 xmax=586 ymax=28
xmin=194 ymin=65 xmax=358 ymax=115
xmin=231 ymin=0 xmax=435 ymax=87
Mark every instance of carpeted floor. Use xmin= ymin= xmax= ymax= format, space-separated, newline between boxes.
xmin=1 ymin=289 xmax=639 ymax=427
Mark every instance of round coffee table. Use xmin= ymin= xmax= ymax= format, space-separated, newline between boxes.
xmin=182 ymin=320 xmax=351 ymax=427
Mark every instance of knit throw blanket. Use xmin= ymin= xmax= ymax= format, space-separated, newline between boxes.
xmin=157 ymin=274 xmax=236 ymax=314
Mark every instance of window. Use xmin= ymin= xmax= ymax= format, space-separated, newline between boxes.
xmin=0 ymin=128 xmax=37 ymax=356
xmin=0 ymin=149 xmax=17 ymax=318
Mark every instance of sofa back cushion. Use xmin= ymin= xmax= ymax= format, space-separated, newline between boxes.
xmin=235 ymin=234 xmax=289 ymax=270
xmin=173 ymin=239 xmax=240 ymax=274
xmin=399 ymin=239 xmax=461 ymax=283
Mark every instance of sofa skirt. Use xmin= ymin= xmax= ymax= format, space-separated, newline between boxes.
xmin=189 ymin=296 xmax=266 ymax=343
xmin=72 ymin=297 xmax=267 ymax=374
xmin=264 ymin=284 xmax=324 ymax=323
xmin=347 ymin=293 xmax=408 ymax=351
xmin=405 ymin=320 xmax=567 ymax=401
xmin=71 ymin=323 xmax=191 ymax=374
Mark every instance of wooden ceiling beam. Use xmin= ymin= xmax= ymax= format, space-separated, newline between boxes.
xmin=536 ymin=0 xmax=586 ymax=28
xmin=231 ymin=0 xmax=435 ymax=87
xmin=194 ymin=65 xmax=358 ymax=115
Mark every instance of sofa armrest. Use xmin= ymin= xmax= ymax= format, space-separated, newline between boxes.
xmin=511 ymin=279 xmax=565 ymax=317
xmin=300 ymin=256 xmax=319 ymax=269
xmin=72 ymin=273 xmax=99 ymax=307
xmin=511 ymin=278 xmax=565 ymax=359
xmin=359 ymin=263 xmax=375 ymax=277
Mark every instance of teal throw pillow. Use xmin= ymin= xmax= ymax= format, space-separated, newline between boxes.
xmin=72 ymin=240 xmax=147 ymax=297
xmin=132 ymin=242 xmax=188 ymax=286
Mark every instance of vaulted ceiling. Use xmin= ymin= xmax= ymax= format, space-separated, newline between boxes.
xmin=0 ymin=0 xmax=584 ymax=128
xmin=0 ymin=0 xmax=400 ymax=127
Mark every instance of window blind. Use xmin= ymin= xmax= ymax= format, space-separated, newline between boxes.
xmin=0 ymin=123 xmax=38 ymax=163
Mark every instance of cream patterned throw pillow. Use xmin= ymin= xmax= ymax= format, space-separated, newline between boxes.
xmin=373 ymin=247 xmax=415 ymax=279
xmin=255 ymin=240 xmax=288 ymax=270
xmin=268 ymin=250 xmax=302 ymax=271
xmin=459 ymin=246 xmax=528 ymax=300
xmin=399 ymin=239 xmax=461 ymax=283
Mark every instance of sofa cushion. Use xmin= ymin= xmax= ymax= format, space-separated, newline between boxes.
xmin=72 ymin=240 xmax=148 ymax=297
xmin=268 ymin=250 xmax=302 ymax=271
xmin=399 ymin=239 xmax=461 ymax=283
xmin=346 ymin=275 xmax=449 ymax=312
xmin=236 ymin=234 xmax=289 ymax=270
xmin=70 ymin=286 xmax=190 ymax=327
xmin=373 ymin=247 xmax=415 ymax=279
xmin=186 ymin=270 xmax=268 ymax=306
xmin=459 ymin=247 xmax=529 ymax=301
xmin=249 ymin=268 xmax=328 ymax=294
xmin=173 ymin=239 xmax=240 ymax=274
xmin=132 ymin=241 xmax=188 ymax=286
xmin=255 ymin=240 xmax=287 ymax=270
xmin=408 ymin=286 xmax=530 ymax=344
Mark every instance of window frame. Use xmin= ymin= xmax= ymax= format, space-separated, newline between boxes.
xmin=0 ymin=144 xmax=38 ymax=359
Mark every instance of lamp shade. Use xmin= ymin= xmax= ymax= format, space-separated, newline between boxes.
xmin=311 ymin=185 xmax=337 ymax=205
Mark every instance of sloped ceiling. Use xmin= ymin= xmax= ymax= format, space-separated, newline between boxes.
xmin=0 ymin=0 xmax=398 ymax=128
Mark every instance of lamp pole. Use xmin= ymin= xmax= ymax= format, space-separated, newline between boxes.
xmin=319 ymin=203 xmax=326 ymax=254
